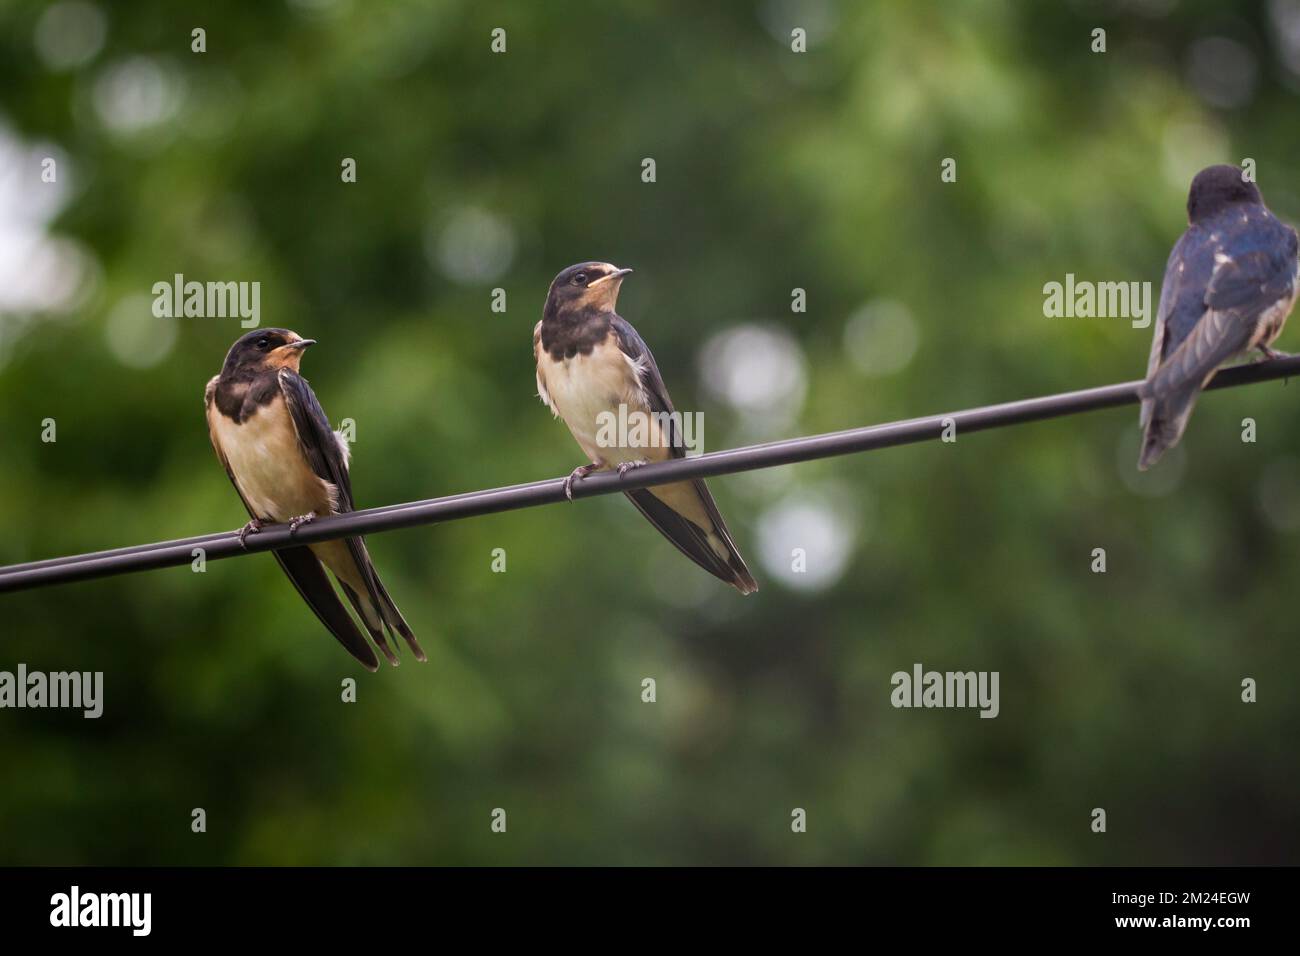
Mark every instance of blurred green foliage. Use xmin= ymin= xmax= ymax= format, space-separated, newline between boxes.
xmin=0 ymin=0 xmax=1297 ymax=864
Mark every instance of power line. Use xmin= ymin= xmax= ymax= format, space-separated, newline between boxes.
xmin=2 ymin=355 xmax=1296 ymax=594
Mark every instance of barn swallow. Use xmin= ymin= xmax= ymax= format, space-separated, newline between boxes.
xmin=1139 ymin=165 xmax=1299 ymax=469
xmin=534 ymin=262 xmax=758 ymax=593
xmin=205 ymin=329 xmax=424 ymax=670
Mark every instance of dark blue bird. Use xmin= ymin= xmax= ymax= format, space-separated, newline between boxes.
xmin=1139 ymin=164 xmax=1299 ymax=470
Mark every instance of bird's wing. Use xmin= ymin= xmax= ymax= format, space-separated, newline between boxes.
xmin=1204 ymin=220 xmax=1298 ymax=314
xmin=204 ymin=377 xmax=379 ymax=671
xmin=534 ymin=320 xmax=558 ymax=416
xmin=1154 ymin=226 xmax=1214 ymax=363
xmin=276 ymin=368 xmax=356 ymax=511
xmin=277 ymin=368 xmax=419 ymax=661
xmin=1141 ymin=231 xmax=1194 ymax=428
xmin=1147 ymin=307 xmax=1255 ymax=399
xmin=1148 ymin=216 xmax=1296 ymax=398
xmin=609 ymin=316 xmax=757 ymax=593
xmin=610 ymin=315 xmax=678 ymax=440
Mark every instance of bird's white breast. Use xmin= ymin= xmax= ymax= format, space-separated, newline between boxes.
xmin=542 ymin=344 xmax=650 ymax=465
xmin=211 ymin=397 xmax=333 ymax=521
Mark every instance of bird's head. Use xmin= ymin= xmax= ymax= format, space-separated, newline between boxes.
xmin=1187 ymin=165 xmax=1263 ymax=224
xmin=544 ymin=261 xmax=633 ymax=318
xmin=221 ymin=328 xmax=316 ymax=376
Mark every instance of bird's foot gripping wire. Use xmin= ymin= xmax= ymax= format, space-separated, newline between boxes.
xmin=616 ymin=459 xmax=648 ymax=477
xmin=237 ymin=518 xmax=264 ymax=550
xmin=1257 ymin=346 xmax=1292 ymax=362
xmin=287 ymin=512 xmax=317 ymax=535
xmin=563 ymin=463 xmax=601 ymax=501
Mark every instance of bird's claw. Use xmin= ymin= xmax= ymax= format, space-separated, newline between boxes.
xmin=237 ymin=518 xmax=264 ymax=550
xmin=616 ymin=459 xmax=648 ymax=477
xmin=563 ymin=463 xmax=600 ymax=501
xmin=287 ymin=512 xmax=317 ymax=535
xmin=1258 ymin=347 xmax=1292 ymax=362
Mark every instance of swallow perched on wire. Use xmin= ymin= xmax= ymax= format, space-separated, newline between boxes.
xmin=534 ymin=262 xmax=758 ymax=593
xmin=1139 ymin=165 xmax=1299 ymax=470
xmin=205 ymin=329 xmax=424 ymax=670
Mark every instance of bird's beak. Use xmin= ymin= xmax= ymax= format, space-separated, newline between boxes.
xmin=289 ymin=338 xmax=316 ymax=349
xmin=589 ymin=267 xmax=633 ymax=287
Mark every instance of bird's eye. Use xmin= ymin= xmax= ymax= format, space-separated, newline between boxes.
xmin=572 ymin=273 xmax=587 ymax=285
xmin=255 ymin=338 xmax=270 ymax=350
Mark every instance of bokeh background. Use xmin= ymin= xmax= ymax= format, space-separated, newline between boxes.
xmin=2 ymin=0 xmax=1298 ymax=865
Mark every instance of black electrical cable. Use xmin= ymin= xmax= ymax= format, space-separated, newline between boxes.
xmin=1 ymin=355 xmax=1296 ymax=594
